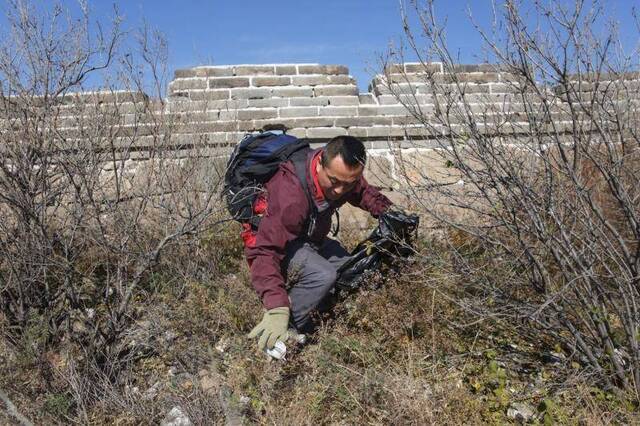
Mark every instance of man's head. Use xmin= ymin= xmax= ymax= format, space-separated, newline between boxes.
xmin=316 ymin=136 xmax=366 ymax=201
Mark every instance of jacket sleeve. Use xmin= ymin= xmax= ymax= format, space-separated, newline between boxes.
xmin=345 ymin=175 xmax=393 ymax=217
xmin=245 ymin=169 xmax=308 ymax=309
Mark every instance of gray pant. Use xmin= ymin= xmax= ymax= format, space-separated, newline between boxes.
xmin=282 ymin=238 xmax=350 ymax=332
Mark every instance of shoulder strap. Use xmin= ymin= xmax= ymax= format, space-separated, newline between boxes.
xmin=290 ymin=149 xmax=316 ymax=238
xmin=290 ymin=149 xmax=340 ymax=238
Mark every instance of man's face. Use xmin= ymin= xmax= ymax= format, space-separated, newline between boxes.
xmin=316 ymin=154 xmax=364 ymax=201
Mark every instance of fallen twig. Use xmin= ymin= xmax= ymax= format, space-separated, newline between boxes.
xmin=0 ymin=388 xmax=34 ymax=426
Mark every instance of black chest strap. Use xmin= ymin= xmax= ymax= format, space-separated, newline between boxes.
xmin=290 ymin=150 xmax=339 ymax=238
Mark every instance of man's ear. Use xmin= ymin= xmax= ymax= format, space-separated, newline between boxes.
xmin=320 ymin=149 xmax=327 ymax=168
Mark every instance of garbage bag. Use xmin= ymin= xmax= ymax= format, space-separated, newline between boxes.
xmin=336 ymin=210 xmax=419 ymax=291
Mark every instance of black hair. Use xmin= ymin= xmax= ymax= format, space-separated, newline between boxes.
xmin=320 ymin=136 xmax=366 ymax=168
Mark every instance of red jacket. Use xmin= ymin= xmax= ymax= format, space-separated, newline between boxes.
xmin=244 ymin=148 xmax=392 ymax=309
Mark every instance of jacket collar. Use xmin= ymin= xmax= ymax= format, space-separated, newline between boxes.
xmin=306 ymin=148 xmax=331 ymax=213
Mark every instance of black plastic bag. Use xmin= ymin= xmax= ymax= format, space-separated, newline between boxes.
xmin=335 ymin=210 xmax=419 ymax=291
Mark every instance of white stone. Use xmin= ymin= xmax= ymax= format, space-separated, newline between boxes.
xmin=161 ymin=406 xmax=192 ymax=426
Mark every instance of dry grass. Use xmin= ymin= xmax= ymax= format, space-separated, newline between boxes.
xmin=2 ymin=221 xmax=638 ymax=425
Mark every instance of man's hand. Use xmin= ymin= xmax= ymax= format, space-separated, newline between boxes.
xmin=248 ymin=307 xmax=290 ymax=350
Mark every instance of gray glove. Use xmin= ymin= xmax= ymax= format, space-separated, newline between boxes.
xmin=248 ymin=307 xmax=290 ymax=350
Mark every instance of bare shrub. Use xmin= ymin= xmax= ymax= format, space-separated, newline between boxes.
xmin=0 ymin=0 xmax=223 ymax=414
xmin=387 ymin=0 xmax=640 ymax=397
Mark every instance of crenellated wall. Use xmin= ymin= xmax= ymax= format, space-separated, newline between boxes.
xmin=35 ymin=62 xmax=639 ymax=155
xmin=4 ymin=62 xmax=638 ymax=194
xmin=164 ymin=62 xmax=527 ymax=145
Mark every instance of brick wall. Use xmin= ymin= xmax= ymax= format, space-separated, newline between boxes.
xmin=165 ymin=62 xmax=527 ymax=145
xmin=5 ymin=62 xmax=638 ymax=193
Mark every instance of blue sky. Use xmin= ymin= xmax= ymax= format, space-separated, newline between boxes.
xmin=1 ymin=1 xmax=638 ymax=92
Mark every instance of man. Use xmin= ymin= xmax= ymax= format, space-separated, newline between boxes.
xmin=244 ymin=135 xmax=392 ymax=351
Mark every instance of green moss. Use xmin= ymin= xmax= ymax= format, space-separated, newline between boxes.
xmin=44 ymin=392 xmax=73 ymax=418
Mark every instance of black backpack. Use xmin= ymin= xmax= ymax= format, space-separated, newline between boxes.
xmin=223 ymin=131 xmax=314 ymax=231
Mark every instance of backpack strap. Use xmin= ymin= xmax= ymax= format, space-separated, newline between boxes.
xmin=290 ymin=149 xmax=317 ymax=239
xmin=290 ymin=149 xmax=340 ymax=239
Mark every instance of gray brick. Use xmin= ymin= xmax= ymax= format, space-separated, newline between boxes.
xmin=237 ymin=108 xmax=278 ymax=120
xmin=238 ymin=120 xmax=261 ymax=131
xmin=383 ymin=64 xmax=404 ymax=74
xmin=168 ymin=90 xmax=190 ymax=99
xmin=258 ymin=118 xmax=316 ymax=132
xmin=409 ymin=104 xmax=435 ymax=115
xmin=435 ymin=73 xmax=501 ymax=84
xmin=230 ymin=87 xmax=272 ymax=99
xmin=498 ymin=72 xmax=528 ymax=85
xmin=298 ymin=64 xmax=349 ymax=75
xmin=417 ymin=83 xmax=490 ymax=95
xmin=252 ymin=76 xmax=291 ymax=87
xmin=565 ymin=71 xmax=640 ymax=82
xmin=291 ymin=75 xmax=354 ymax=86
xmin=275 ymin=65 xmax=297 ymax=75
xmin=296 ymin=65 xmax=323 ymax=74
xmin=369 ymin=79 xmax=386 ymax=96
xmin=335 ymin=116 xmax=394 ymax=127
xmin=326 ymin=65 xmax=349 ymax=75
xmin=167 ymin=100 xmax=207 ymax=113
xmin=279 ymin=106 xmax=319 ymax=118
xmin=247 ymin=98 xmax=289 ymax=108
xmin=201 ymin=67 xmax=235 ymax=77
xmin=462 ymin=84 xmax=492 ymax=94
xmin=225 ymin=132 xmax=248 ymax=143
xmin=234 ymin=65 xmax=275 ymax=76
xmin=290 ymin=117 xmax=336 ymax=128
xmin=314 ymin=85 xmax=358 ymax=97
xmin=118 ymin=101 xmax=152 ymax=115
xmin=204 ymin=99 xmax=248 ymax=109
xmin=489 ymin=83 xmax=520 ymax=94
xmin=272 ymin=87 xmax=313 ymax=97
xmin=377 ymin=94 xmax=433 ymax=105
xmin=358 ymin=94 xmax=376 ymax=105
xmin=289 ymin=97 xmax=330 ymax=107
xmin=356 ymin=105 xmax=381 ymax=116
xmin=287 ymin=127 xmax=307 ymax=138
xmin=116 ymin=91 xmax=149 ymax=103
xmin=461 ymin=93 xmax=514 ymax=103
xmin=171 ymin=132 xmax=227 ymax=146
xmin=175 ymin=67 xmax=234 ymax=77
xmin=404 ymin=62 xmax=443 ymax=73
xmin=327 ymin=96 xmax=359 ymax=106
xmin=367 ymin=126 xmax=407 ymax=137
xmin=393 ymin=116 xmax=423 ymax=126
xmin=383 ymin=73 xmax=433 ymax=84
xmin=318 ymin=106 xmax=357 ymax=116
xmin=374 ymin=82 xmax=419 ymax=96
xmin=346 ymin=127 xmax=368 ymax=138
xmin=385 ymin=62 xmax=441 ymax=74
xmin=188 ymin=90 xmax=230 ymax=101
xmin=365 ymin=155 xmax=396 ymax=187
xmin=209 ymin=77 xmax=250 ymax=88
xmin=451 ymin=64 xmax=498 ymax=73
xmin=169 ymin=78 xmax=208 ymax=90
xmin=328 ymin=75 xmax=355 ymax=84
xmin=174 ymin=68 xmax=200 ymax=78
xmin=306 ymin=127 xmax=347 ymax=139
xmin=414 ymin=85 xmax=436 ymax=95
xmin=358 ymin=105 xmax=409 ymax=116
xmin=178 ymin=121 xmax=240 ymax=133
xmin=452 ymin=64 xmax=483 ymax=73
xmin=243 ymin=118 xmax=278 ymax=131
xmin=218 ymin=110 xmax=239 ymax=120
xmin=291 ymin=75 xmax=331 ymax=86
xmin=166 ymin=111 xmax=211 ymax=122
